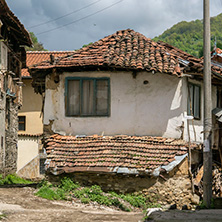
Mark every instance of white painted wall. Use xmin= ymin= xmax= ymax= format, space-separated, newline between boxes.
xmin=17 ymin=136 xmax=39 ymax=171
xmin=43 ymin=71 xmax=217 ymax=143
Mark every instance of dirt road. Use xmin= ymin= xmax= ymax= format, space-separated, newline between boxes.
xmin=0 ymin=187 xmax=143 ymax=222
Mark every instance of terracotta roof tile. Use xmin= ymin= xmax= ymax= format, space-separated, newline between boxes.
xmin=29 ymin=30 xmax=222 ymax=84
xmin=22 ymin=51 xmax=74 ymax=77
xmin=44 ymin=134 xmax=197 ymax=175
xmin=30 ymin=29 xmax=186 ymax=76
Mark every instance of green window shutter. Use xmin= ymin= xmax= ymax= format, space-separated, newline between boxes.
xmin=187 ymin=83 xmax=201 ymax=119
xmin=65 ymin=77 xmax=110 ymax=117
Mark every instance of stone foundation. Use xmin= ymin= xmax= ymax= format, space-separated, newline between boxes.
xmin=142 ymin=175 xmax=198 ymax=209
xmin=46 ymin=158 xmax=197 ymax=208
xmin=17 ymin=155 xmax=40 ymax=179
xmin=47 ymin=172 xmax=157 ymax=193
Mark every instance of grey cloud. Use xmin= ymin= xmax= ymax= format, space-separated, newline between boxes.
xmin=6 ymin=0 xmax=222 ymax=51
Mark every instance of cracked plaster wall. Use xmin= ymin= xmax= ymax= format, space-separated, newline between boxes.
xmin=43 ymin=71 xmax=217 ymax=143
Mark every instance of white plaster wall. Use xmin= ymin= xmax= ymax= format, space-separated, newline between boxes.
xmin=17 ymin=136 xmax=39 ymax=171
xmin=43 ymin=71 xmax=218 ymax=143
xmin=44 ymin=71 xmax=186 ymax=138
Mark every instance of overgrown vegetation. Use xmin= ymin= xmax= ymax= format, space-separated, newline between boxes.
xmin=0 ymin=174 xmax=32 ymax=185
xmin=82 ymin=42 xmax=93 ymax=48
xmin=35 ymin=177 xmax=161 ymax=212
xmin=153 ymin=13 xmax=222 ymax=57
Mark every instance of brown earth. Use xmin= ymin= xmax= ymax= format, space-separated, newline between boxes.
xmin=0 ymin=187 xmax=143 ymax=222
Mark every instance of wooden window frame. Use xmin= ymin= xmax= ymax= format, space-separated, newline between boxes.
xmin=18 ymin=116 xmax=26 ymax=131
xmin=65 ymin=77 xmax=110 ymax=117
xmin=187 ymin=83 xmax=201 ymax=120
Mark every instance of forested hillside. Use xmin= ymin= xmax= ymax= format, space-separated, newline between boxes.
xmin=153 ymin=13 xmax=222 ymax=58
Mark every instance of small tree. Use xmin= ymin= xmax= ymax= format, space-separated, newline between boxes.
xmin=26 ymin=32 xmax=47 ymax=51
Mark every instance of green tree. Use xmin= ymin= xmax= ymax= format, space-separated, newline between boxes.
xmin=153 ymin=13 xmax=222 ymax=58
xmin=25 ymin=32 xmax=47 ymax=51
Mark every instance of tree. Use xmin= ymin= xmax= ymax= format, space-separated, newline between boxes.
xmin=25 ymin=32 xmax=47 ymax=51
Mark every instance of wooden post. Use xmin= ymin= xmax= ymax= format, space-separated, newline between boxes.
xmin=203 ymin=0 xmax=212 ymax=208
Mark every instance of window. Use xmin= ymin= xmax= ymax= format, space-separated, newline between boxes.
xmin=217 ymin=89 xmax=222 ymax=108
xmin=65 ymin=77 xmax=110 ymax=117
xmin=188 ymin=83 xmax=201 ymax=119
xmin=1 ymin=136 xmax=3 ymax=149
xmin=18 ymin=116 xmax=26 ymax=131
xmin=40 ymin=158 xmax=46 ymax=175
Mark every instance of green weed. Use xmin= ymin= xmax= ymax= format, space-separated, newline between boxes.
xmin=35 ymin=178 xmax=160 ymax=212
xmin=35 ymin=185 xmax=61 ymax=200
xmin=0 ymin=174 xmax=32 ymax=185
xmin=59 ymin=177 xmax=79 ymax=191
xmin=0 ymin=212 xmax=7 ymax=220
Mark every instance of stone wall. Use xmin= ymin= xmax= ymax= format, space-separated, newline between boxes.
xmin=17 ymin=155 xmax=40 ymax=179
xmin=142 ymin=175 xmax=199 ymax=209
xmin=0 ymin=92 xmax=6 ymax=174
xmin=141 ymin=157 xmax=199 ymax=209
xmin=48 ymin=172 xmax=157 ymax=193
xmin=5 ymin=99 xmax=18 ymax=174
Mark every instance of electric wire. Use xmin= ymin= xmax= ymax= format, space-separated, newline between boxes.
xmin=28 ymin=0 xmax=102 ymax=29
xmin=36 ymin=0 xmax=124 ymax=36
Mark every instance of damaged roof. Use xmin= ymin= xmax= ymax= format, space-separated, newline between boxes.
xmin=0 ymin=0 xmax=32 ymax=47
xmin=29 ymin=29 xmax=222 ymax=84
xmin=30 ymin=29 xmax=189 ymax=76
xmin=22 ymin=51 xmax=74 ymax=78
xmin=45 ymin=134 xmax=198 ymax=176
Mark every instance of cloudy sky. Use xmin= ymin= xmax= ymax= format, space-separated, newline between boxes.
xmin=6 ymin=0 xmax=222 ymax=51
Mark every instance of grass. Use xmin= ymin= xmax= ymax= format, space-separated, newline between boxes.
xmin=0 ymin=174 xmax=32 ymax=185
xmin=35 ymin=177 xmax=161 ymax=212
xmin=0 ymin=212 xmax=7 ymax=220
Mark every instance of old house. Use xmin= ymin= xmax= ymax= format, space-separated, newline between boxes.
xmin=0 ymin=0 xmax=32 ymax=175
xmin=29 ymin=29 xmax=222 ymax=205
xmin=211 ymin=47 xmax=222 ymax=165
xmin=17 ymin=51 xmax=73 ymax=179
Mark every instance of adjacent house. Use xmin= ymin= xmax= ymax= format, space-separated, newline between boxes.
xmin=0 ymin=0 xmax=32 ymax=175
xmin=29 ymin=29 xmax=222 ymax=204
xmin=17 ymin=51 xmax=73 ymax=179
xmin=211 ymin=46 xmax=222 ymax=165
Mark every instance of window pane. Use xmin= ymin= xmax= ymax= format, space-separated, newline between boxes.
xmin=82 ymin=80 xmax=94 ymax=115
xmin=96 ymin=80 xmax=108 ymax=115
xmin=188 ymin=84 xmax=194 ymax=115
xmin=194 ymin=85 xmax=200 ymax=119
xmin=18 ymin=116 xmax=25 ymax=131
xmin=67 ymin=80 xmax=80 ymax=115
